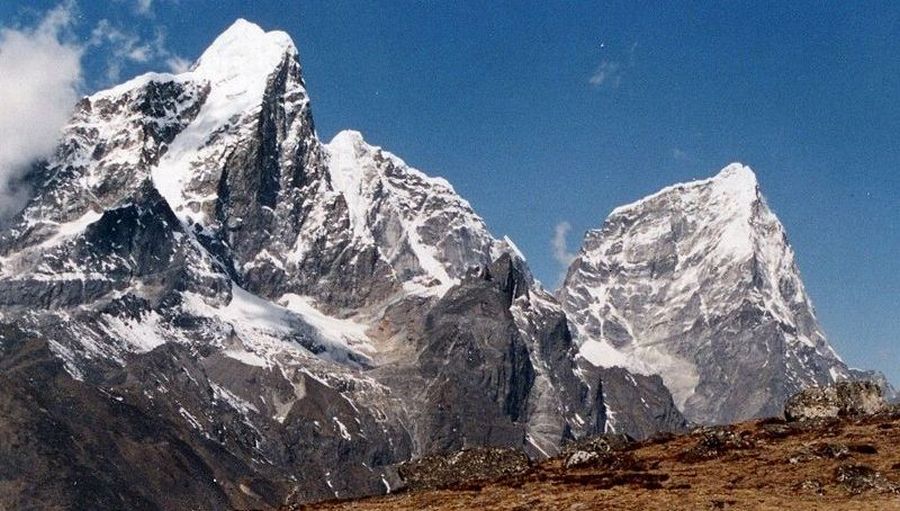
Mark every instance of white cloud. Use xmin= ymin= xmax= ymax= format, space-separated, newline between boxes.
xmin=552 ymin=221 xmax=576 ymax=266
xmin=89 ymin=20 xmax=190 ymax=82
xmin=552 ymin=221 xmax=577 ymax=286
xmin=165 ymin=55 xmax=191 ymax=74
xmin=0 ymin=1 xmax=82 ymax=220
xmin=112 ymin=0 xmax=154 ymax=17
xmin=589 ymin=42 xmax=638 ymax=89
xmin=136 ymin=0 xmax=153 ymax=15
xmin=589 ymin=60 xmax=622 ymax=88
xmin=0 ymin=1 xmax=191 ymax=222
xmin=90 ymin=20 xmax=157 ymax=81
xmin=672 ymin=147 xmax=690 ymax=161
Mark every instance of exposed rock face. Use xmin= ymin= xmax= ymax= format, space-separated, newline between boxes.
xmin=0 ymin=324 xmax=410 ymax=509
xmin=784 ymin=381 xmax=886 ymax=422
xmin=584 ymin=365 xmax=688 ymax=439
xmin=559 ymin=164 xmax=865 ymax=425
xmin=0 ymin=19 xmax=682 ymax=509
xmin=369 ymin=254 xmax=684 ymax=459
xmin=0 ymin=333 xmax=254 ymax=511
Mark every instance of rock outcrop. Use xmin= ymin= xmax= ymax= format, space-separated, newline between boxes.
xmin=784 ymin=381 xmax=886 ymax=422
xmin=397 ymin=448 xmax=530 ymax=491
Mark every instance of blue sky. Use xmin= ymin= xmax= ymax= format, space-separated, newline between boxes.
xmin=1 ymin=1 xmax=897 ymax=384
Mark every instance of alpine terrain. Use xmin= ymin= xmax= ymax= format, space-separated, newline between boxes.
xmin=0 ymin=18 xmax=886 ymax=510
xmin=0 ymin=20 xmax=680 ymax=510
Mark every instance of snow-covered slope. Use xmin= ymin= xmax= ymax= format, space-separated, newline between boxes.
xmin=324 ymin=130 xmax=502 ymax=295
xmin=152 ymin=19 xmax=300 ymax=225
xmin=559 ymin=163 xmax=852 ymax=424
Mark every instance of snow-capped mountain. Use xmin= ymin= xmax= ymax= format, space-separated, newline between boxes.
xmin=0 ymin=19 xmax=513 ymax=367
xmin=2 ymin=17 xmax=886 ymax=510
xmin=559 ymin=163 xmax=857 ymax=424
xmin=0 ymin=20 xmax=682 ymax=509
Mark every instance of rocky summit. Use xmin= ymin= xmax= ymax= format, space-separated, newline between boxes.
xmin=0 ymin=18 xmax=889 ymax=511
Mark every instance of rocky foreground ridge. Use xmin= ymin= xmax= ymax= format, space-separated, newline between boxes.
xmin=0 ymin=18 xmax=892 ymax=510
xmin=295 ymin=382 xmax=900 ymax=510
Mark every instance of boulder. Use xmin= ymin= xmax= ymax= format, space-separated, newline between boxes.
xmin=678 ymin=426 xmax=755 ymax=462
xmin=561 ymin=433 xmax=640 ymax=470
xmin=561 ymin=433 xmax=633 ymax=458
xmin=833 ymin=464 xmax=899 ymax=494
xmin=784 ymin=381 xmax=886 ymax=422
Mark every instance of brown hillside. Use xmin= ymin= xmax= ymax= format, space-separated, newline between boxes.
xmin=293 ymin=409 xmax=900 ymax=511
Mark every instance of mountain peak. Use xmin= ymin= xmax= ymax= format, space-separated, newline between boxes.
xmin=607 ymin=163 xmax=757 ymax=219
xmin=328 ymin=129 xmax=367 ymax=152
xmin=561 ymin=163 xmax=847 ymax=423
xmin=714 ymin=162 xmax=755 ymax=180
xmin=710 ymin=162 xmax=758 ymax=197
xmin=192 ymin=19 xmax=296 ymax=82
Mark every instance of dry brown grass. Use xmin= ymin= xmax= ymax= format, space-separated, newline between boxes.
xmin=292 ymin=412 xmax=900 ymax=511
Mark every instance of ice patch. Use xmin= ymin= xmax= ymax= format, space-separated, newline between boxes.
xmin=36 ymin=209 xmax=103 ymax=249
xmin=578 ymin=338 xmax=699 ymax=411
xmin=99 ymin=312 xmax=169 ymax=353
xmin=210 ymin=381 xmax=259 ymax=415
xmin=184 ymin=283 xmax=374 ymax=367
xmin=332 ymin=416 xmax=352 ymax=441
xmin=579 ymin=338 xmax=649 ymax=373
xmin=278 ymin=293 xmax=374 ymax=354
xmin=223 ymin=348 xmax=268 ymax=368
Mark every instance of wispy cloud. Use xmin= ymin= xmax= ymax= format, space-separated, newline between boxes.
xmin=113 ymin=0 xmax=154 ymax=17
xmin=589 ymin=41 xmax=638 ymax=90
xmin=589 ymin=60 xmax=622 ymax=89
xmin=672 ymin=147 xmax=690 ymax=161
xmin=165 ymin=55 xmax=191 ymax=73
xmin=627 ymin=41 xmax=638 ymax=66
xmin=90 ymin=20 xmax=151 ymax=81
xmin=0 ymin=0 xmax=82 ymax=221
xmin=551 ymin=221 xmax=577 ymax=286
xmin=90 ymin=20 xmax=186 ymax=82
xmin=552 ymin=221 xmax=576 ymax=266
xmin=136 ymin=0 xmax=153 ymax=15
